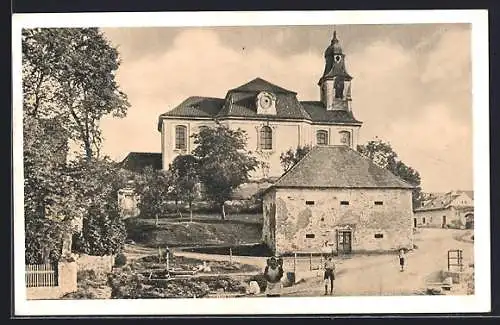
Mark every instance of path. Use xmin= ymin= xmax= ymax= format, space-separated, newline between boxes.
xmin=282 ymin=228 xmax=474 ymax=296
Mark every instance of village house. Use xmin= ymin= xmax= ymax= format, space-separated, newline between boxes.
xmin=413 ymin=191 xmax=474 ymax=229
xmin=157 ymin=31 xmax=362 ymax=179
xmin=261 ymin=145 xmax=415 ymax=256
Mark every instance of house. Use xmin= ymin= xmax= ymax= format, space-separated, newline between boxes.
xmin=261 ymin=145 xmax=415 ymax=255
xmin=118 ymin=152 xmax=163 ymax=219
xmin=157 ymin=31 xmax=363 ymax=179
xmin=413 ymin=191 xmax=474 ymax=229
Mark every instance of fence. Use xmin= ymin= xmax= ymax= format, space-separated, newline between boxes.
xmin=26 ymin=261 xmax=77 ymax=299
xmin=26 ymin=263 xmax=58 ymax=288
xmin=281 ymin=253 xmax=327 ymax=274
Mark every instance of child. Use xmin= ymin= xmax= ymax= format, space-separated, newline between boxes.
xmin=324 ymin=255 xmax=336 ymax=295
xmin=264 ymin=256 xmax=284 ymax=297
xmin=399 ymin=249 xmax=406 ymax=272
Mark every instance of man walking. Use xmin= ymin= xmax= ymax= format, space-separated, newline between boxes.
xmin=324 ymin=255 xmax=336 ymax=295
xmin=399 ymin=249 xmax=407 ymax=272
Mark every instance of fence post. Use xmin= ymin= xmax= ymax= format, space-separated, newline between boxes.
xmin=166 ymin=252 xmax=170 ymax=271
xmin=229 ymin=248 xmax=233 ymax=264
xmin=309 ymin=253 xmax=312 ymax=271
xmin=293 ymin=253 xmax=297 ymax=273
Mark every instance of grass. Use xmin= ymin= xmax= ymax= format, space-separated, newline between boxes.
xmin=125 ymin=217 xmax=262 ymax=247
xmin=61 ymin=270 xmax=111 ymax=299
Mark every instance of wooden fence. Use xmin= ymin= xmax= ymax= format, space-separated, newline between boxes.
xmin=26 ymin=263 xmax=58 ymax=288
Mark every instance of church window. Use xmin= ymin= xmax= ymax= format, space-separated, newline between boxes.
xmin=374 ymin=201 xmax=383 ymax=205
xmin=339 ymin=131 xmax=351 ymax=146
xmin=305 ymin=200 xmax=315 ymax=205
xmin=340 ymin=201 xmax=349 ymax=206
xmin=305 ymin=234 xmax=315 ymax=239
xmin=316 ymin=130 xmax=328 ymax=145
xmin=260 ymin=126 xmax=273 ymax=150
xmin=175 ymin=125 xmax=187 ymax=150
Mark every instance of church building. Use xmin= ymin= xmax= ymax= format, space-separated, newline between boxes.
xmin=157 ymin=31 xmax=363 ymax=178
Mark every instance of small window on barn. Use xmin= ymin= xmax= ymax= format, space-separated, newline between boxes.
xmin=374 ymin=201 xmax=383 ymax=205
xmin=374 ymin=233 xmax=384 ymax=239
xmin=340 ymin=201 xmax=349 ymax=206
xmin=422 ymin=217 xmax=426 ymax=224
xmin=306 ymin=234 xmax=315 ymax=239
xmin=320 ymin=217 xmax=325 ymax=222
xmin=305 ymin=200 xmax=315 ymax=205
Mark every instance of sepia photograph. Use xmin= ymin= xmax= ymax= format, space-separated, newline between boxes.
xmin=12 ymin=10 xmax=490 ymax=315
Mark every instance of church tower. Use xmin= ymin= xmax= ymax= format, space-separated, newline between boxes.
xmin=318 ymin=30 xmax=353 ymax=111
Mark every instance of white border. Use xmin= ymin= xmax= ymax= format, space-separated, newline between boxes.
xmin=12 ymin=10 xmax=490 ymax=316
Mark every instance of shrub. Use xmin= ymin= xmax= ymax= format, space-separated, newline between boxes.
xmin=248 ymin=273 xmax=267 ymax=292
xmin=114 ymin=253 xmax=127 ymax=267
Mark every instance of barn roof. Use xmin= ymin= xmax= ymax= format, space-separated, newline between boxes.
xmin=271 ymin=145 xmax=414 ymax=189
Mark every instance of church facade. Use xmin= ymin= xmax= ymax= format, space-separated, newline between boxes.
xmin=158 ymin=31 xmax=363 ymax=178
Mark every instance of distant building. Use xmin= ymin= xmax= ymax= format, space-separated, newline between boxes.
xmin=413 ymin=191 xmax=474 ymax=229
xmin=157 ymin=31 xmax=363 ymax=179
xmin=261 ymin=145 xmax=415 ymax=255
xmin=119 ymin=152 xmax=163 ymax=173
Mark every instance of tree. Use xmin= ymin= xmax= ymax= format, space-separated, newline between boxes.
xmin=169 ymin=155 xmax=199 ymax=222
xmin=135 ymin=166 xmax=174 ymax=226
xmin=357 ymin=139 xmax=423 ymax=209
xmin=280 ymin=145 xmax=313 ymax=173
xmin=192 ymin=125 xmax=259 ymax=220
xmin=69 ymin=158 xmax=128 ymax=256
xmin=22 ymin=28 xmax=130 ymax=160
xmin=23 ymin=116 xmax=77 ymax=264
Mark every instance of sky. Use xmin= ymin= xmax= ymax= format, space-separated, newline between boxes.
xmin=98 ymin=24 xmax=472 ymax=193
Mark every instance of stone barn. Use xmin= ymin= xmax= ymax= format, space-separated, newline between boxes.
xmin=262 ymin=145 xmax=415 ymax=255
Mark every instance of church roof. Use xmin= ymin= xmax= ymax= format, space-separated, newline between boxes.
xmin=120 ymin=152 xmax=162 ymax=173
xmin=228 ymin=77 xmax=297 ymax=94
xmin=159 ymin=96 xmax=225 ymax=118
xmin=158 ymin=77 xmax=362 ymax=128
xmin=271 ymin=145 xmax=414 ymax=189
xmin=300 ymin=101 xmax=362 ymax=124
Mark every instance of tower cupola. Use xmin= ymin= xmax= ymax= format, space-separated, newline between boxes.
xmin=318 ymin=30 xmax=353 ymax=111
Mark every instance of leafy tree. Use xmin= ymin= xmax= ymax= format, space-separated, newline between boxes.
xmin=357 ymin=139 xmax=423 ymax=209
xmin=134 ymin=166 xmax=174 ymax=226
xmin=169 ymin=155 xmax=199 ymax=222
xmin=69 ymin=158 xmax=128 ymax=256
xmin=192 ymin=125 xmax=259 ymax=220
xmin=279 ymin=145 xmax=313 ymax=173
xmin=23 ymin=116 xmax=77 ymax=264
xmin=22 ymin=28 xmax=130 ymax=160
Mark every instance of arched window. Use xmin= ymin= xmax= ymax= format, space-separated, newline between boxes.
xmin=316 ymin=130 xmax=328 ymax=145
xmin=339 ymin=131 xmax=351 ymax=146
xmin=175 ymin=125 xmax=187 ymax=150
xmin=260 ymin=126 xmax=273 ymax=150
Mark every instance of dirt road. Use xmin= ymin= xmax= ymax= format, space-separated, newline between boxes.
xmin=282 ymin=228 xmax=474 ymax=296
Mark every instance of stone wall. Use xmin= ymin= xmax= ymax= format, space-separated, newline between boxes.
xmin=265 ymin=187 xmax=413 ymax=255
xmin=77 ymin=254 xmax=115 ymax=274
xmin=26 ymin=261 xmax=77 ymax=300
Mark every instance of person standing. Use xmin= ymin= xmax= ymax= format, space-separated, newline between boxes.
xmin=399 ymin=249 xmax=406 ymax=272
xmin=264 ymin=256 xmax=284 ymax=297
xmin=324 ymin=255 xmax=336 ymax=295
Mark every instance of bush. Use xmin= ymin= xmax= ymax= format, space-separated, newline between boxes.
xmin=114 ymin=253 xmax=127 ymax=267
xmin=247 ymin=273 xmax=267 ymax=292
